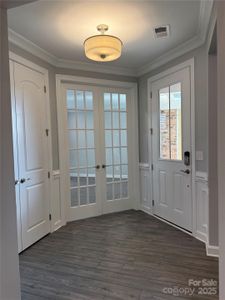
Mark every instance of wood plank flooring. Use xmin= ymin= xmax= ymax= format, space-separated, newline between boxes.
xmin=20 ymin=210 xmax=218 ymax=300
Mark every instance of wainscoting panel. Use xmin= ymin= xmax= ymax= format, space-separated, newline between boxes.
xmin=139 ymin=163 xmax=152 ymax=214
xmin=195 ymin=172 xmax=209 ymax=244
xmin=51 ymin=170 xmax=65 ymax=232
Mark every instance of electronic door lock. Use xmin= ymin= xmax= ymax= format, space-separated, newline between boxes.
xmin=184 ymin=151 xmax=190 ymax=166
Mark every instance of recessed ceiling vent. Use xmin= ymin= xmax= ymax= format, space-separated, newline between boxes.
xmin=154 ymin=25 xmax=170 ymax=38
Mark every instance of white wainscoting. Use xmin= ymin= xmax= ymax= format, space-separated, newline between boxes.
xmin=195 ymin=172 xmax=209 ymax=244
xmin=51 ymin=170 xmax=65 ymax=232
xmin=139 ymin=163 xmax=152 ymax=214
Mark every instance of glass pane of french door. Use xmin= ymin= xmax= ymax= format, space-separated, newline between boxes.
xmin=103 ymin=92 xmax=129 ymax=201
xmin=66 ymin=89 xmax=97 ymax=207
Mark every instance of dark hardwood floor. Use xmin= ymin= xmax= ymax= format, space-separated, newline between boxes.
xmin=20 ymin=210 xmax=218 ymax=300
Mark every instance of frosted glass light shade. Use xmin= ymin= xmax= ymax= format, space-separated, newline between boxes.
xmin=84 ymin=35 xmax=122 ymax=62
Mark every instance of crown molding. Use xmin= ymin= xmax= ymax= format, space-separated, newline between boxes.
xmin=137 ymin=0 xmax=214 ymax=76
xmin=8 ymin=0 xmax=213 ymax=78
xmin=8 ymin=28 xmax=137 ymax=77
xmin=206 ymin=1 xmax=217 ymax=51
xmin=54 ymin=58 xmax=137 ymax=76
xmin=137 ymin=35 xmax=203 ymax=76
xmin=8 ymin=28 xmax=57 ymax=66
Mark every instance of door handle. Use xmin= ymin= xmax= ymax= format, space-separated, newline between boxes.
xmin=20 ymin=178 xmax=26 ymax=184
xmin=95 ymin=165 xmax=100 ymax=169
xmin=15 ymin=179 xmax=19 ymax=185
xmin=102 ymin=164 xmax=106 ymax=169
xmin=180 ymin=169 xmax=191 ymax=175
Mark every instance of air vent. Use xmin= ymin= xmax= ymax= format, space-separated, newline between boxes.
xmin=154 ymin=25 xmax=170 ymax=38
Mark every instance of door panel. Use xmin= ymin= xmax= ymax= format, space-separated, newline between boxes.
xmin=101 ymin=90 xmax=131 ymax=214
xmin=152 ymin=67 xmax=192 ymax=231
xmin=10 ymin=61 xmax=22 ymax=253
xmin=65 ymin=86 xmax=102 ymax=221
xmin=13 ymin=62 xmax=50 ymax=250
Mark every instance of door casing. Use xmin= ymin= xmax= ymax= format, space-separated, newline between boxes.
xmin=147 ymin=58 xmax=196 ymax=236
xmin=56 ymin=75 xmax=139 ymax=224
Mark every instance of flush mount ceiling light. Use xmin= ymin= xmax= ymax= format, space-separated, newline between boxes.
xmin=84 ymin=24 xmax=123 ymax=62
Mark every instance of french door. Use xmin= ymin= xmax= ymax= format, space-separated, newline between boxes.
xmin=62 ymin=84 xmax=132 ymax=221
xmin=151 ymin=67 xmax=192 ymax=231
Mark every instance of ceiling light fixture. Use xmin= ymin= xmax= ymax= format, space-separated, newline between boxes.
xmin=84 ymin=24 xmax=123 ymax=62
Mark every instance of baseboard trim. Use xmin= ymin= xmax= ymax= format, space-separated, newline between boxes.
xmin=141 ymin=209 xmax=193 ymax=237
xmin=141 ymin=209 xmax=219 ymax=258
xmin=206 ymin=244 xmax=219 ymax=257
xmin=140 ymin=206 xmax=152 ymax=215
xmin=195 ymin=231 xmax=208 ymax=244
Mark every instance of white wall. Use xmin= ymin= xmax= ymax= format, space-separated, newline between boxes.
xmin=0 ymin=8 xmax=21 ymax=300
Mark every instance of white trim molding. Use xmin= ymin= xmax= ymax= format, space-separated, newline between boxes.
xmin=51 ymin=170 xmax=65 ymax=231
xmin=206 ymin=244 xmax=219 ymax=258
xmin=139 ymin=163 xmax=152 ymax=214
xmin=8 ymin=0 xmax=213 ymax=77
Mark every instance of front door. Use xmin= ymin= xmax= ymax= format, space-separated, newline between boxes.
xmin=11 ymin=62 xmax=50 ymax=250
xmin=151 ymin=67 xmax=192 ymax=231
xmin=62 ymin=84 xmax=133 ymax=221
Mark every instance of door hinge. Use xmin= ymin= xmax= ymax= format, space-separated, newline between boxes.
xmin=150 ymin=91 xmax=152 ymax=99
xmin=151 ymin=164 xmax=154 ymax=171
xmin=150 ymin=128 xmax=153 ymax=135
xmin=152 ymin=200 xmax=155 ymax=207
xmin=45 ymin=129 xmax=49 ymax=136
xmin=48 ymin=171 xmax=50 ymax=179
xmin=44 ymin=86 xmax=47 ymax=93
xmin=49 ymin=214 xmax=52 ymax=221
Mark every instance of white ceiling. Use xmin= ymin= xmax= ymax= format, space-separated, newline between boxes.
xmin=7 ymin=0 xmax=213 ymax=76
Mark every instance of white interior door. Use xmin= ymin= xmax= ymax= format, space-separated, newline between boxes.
xmin=63 ymin=84 xmax=133 ymax=221
xmin=11 ymin=62 xmax=50 ymax=250
xmin=151 ymin=67 xmax=192 ymax=231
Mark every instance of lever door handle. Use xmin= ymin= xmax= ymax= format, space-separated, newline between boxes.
xmin=95 ymin=165 xmax=100 ymax=169
xmin=20 ymin=178 xmax=26 ymax=184
xmin=180 ymin=169 xmax=190 ymax=175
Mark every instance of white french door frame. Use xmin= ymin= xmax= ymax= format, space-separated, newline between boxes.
xmin=56 ymin=74 xmax=139 ymax=224
xmin=9 ymin=52 xmax=55 ymax=233
xmin=147 ymin=58 xmax=196 ymax=235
